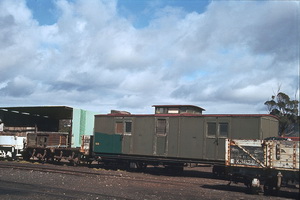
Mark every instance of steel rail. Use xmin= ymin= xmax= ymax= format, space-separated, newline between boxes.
xmin=0 ymin=161 xmax=209 ymax=187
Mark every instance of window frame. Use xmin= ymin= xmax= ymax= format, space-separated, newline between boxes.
xmin=155 ymin=118 xmax=168 ymax=136
xmin=206 ymin=121 xmax=230 ymax=138
xmin=207 ymin=122 xmax=217 ymax=138
xmin=115 ymin=118 xmax=133 ymax=135
xmin=115 ymin=121 xmax=124 ymax=135
xmin=219 ymin=122 xmax=229 ymax=138
xmin=124 ymin=120 xmax=132 ymax=135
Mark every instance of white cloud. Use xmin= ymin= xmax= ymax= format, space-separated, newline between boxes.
xmin=1 ymin=76 xmax=36 ymax=97
xmin=0 ymin=0 xmax=298 ymax=114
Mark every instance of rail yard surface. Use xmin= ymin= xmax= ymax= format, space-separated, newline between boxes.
xmin=0 ymin=161 xmax=298 ymax=200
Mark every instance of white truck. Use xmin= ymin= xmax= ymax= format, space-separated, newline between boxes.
xmin=0 ymin=135 xmax=26 ymax=160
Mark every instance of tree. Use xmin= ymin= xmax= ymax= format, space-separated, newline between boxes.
xmin=264 ymin=92 xmax=299 ymax=136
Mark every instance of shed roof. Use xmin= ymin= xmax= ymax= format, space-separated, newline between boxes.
xmin=0 ymin=106 xmax=74 ymax=120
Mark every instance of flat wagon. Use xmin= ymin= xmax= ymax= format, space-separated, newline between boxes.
xmin=225 ymin=139 xmax=299 ymax=193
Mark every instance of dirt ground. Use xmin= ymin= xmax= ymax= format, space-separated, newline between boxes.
xmin=0 ymin=161 xmax=299 ymax=200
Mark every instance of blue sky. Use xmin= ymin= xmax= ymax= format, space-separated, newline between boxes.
xmin=26 ymin=0 xmax=210 ymax=27
xmin=0 ymin=0 xmax=299 ymax=114
xmin=26 ymin=0 xmax=59 ymax=25
xmin=117 ymin=0 xmax=210 ymax=28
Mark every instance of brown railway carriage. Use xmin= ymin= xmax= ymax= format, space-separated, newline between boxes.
xmin=93 ymin=105 xmax=279 ymax=167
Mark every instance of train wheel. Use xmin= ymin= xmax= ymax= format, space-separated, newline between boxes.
xmin=87 ymin=160 xmax=93 ymax=168
xmin=212 ymin=165 xmax=225 ymax=176
xmin=48 ymin=155 xmax=55 ymax=164
xmin=73 ymin=157 xmax=80 ymax=167
xmin=250 ymin=178 xmax=261 ymax=194
xmin=55 ymin=158 xmax=61 ymax=164
xmin=22 ymin=151 xmax=30 ymax=161
xmin=136 ymin=162 xmax=147 ymax=170
xmin=263 ymin=183 xmax=273 ymax=195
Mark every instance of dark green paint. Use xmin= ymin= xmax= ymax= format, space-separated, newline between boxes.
xmin=93 ymin=132 xmax=122 ymax=154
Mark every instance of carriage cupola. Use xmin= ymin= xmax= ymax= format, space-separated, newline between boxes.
xmin=153 ymin=105 xmax=205 ymax=115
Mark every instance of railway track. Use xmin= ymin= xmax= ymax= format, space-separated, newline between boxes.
xmin=1 ymin=161 xmax=298 ymax=199
xmin=0 ymin=161 xmax=216 ymax=187
xmin=0 ymin=161 xmax=124 ymax=177
xmin=0 ymin=161 xmax=212 ymax=187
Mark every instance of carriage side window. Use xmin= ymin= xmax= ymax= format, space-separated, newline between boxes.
xmin=156 ymin=119 xmax=167 ymax=135
xmin=207 ymin=122 xmax=216 ymax=137
xmin=219 ymin=123 xmax=228 ymax=137
xmin=125 ymin=121 xmax=132 ymax=135
xmin=115 ymin=122 xmax=124 ymax=134
xmin=156 ymin=108 xmax=164 ymax=114
xmin=168 ymin=108 xmax=179 ymax=114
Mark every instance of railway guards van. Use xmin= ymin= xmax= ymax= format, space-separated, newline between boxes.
xmin=93 ymin=105 xmax=279 ymax=170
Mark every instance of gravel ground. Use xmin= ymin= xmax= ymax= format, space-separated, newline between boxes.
xmin=0 ymin=161 xmax=299 ymax=200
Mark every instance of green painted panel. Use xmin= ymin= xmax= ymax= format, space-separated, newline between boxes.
xmin=72 ymin=109 xmax=81 ymax=147
xmin=94 ymin=132 xmax=122 ymax=154
xmin=80 ymin=110 xmax=86 ymax=139
xmin=72 ymin=109 xmax=97 ymax=148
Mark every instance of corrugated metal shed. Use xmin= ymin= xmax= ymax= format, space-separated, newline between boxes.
xmin=0 ymin=106 xmax=97 ymax=148
xmin=0 ymin=106 xmax=73 ymax=119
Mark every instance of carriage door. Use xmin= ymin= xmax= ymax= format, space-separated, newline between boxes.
xmin=154 ymin=118 xmax=168 ymax=156
xmin=115 ymin=118 xmax=133 ymax=154
xmin=122 ymin=119 xmax=133 ymax=154
xmin=204 ymin=119 xmax=229 ymax=161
